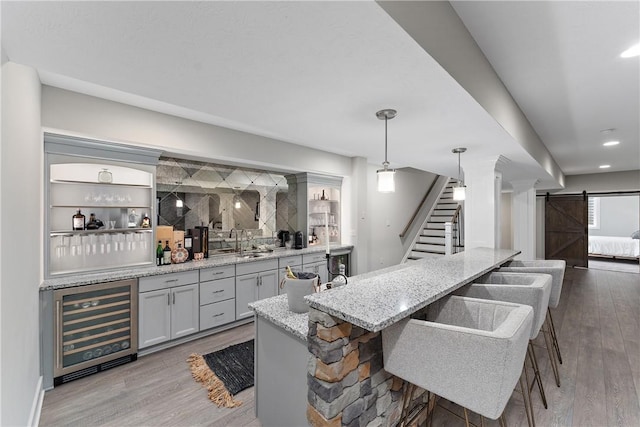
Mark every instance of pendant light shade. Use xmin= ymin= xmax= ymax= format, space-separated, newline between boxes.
xmin=452 ymin=147 xmax=467 ymax=201
xmin=377 ymin=168 xmax=396 ymax=193
xmin=376 ymin=109 xmax=397 ymax=193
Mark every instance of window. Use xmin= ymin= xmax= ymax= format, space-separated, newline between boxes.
xmin=588 ymin=197 xmax=600 ymax=229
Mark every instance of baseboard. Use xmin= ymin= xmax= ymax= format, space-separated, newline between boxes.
xmin=27 ymin=375 xmax=44 ymax=427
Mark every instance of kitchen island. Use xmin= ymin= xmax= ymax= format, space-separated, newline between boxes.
xmin=249 ymin=247 xmax=520 ymax=427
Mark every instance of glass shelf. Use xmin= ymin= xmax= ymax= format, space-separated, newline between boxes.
xmin=50 ymin=228 xmax=152 ymax=236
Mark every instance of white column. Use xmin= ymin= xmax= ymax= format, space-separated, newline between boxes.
xmin=462 ymin=157 xmax=503 ymax=249
xmin=510 ymin=179 xmax=538 ymax=260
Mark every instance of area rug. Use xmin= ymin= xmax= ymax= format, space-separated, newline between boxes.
xmin=187 ymin=340 xmax=254 ymax=408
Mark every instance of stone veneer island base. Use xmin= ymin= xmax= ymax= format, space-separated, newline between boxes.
xmin=250 ymin=248 xmax=520 ymax=427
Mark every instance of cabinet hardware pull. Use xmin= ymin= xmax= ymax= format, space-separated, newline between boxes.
xmin=213 ymin=290 xmax=224 ymax=294
xmin=165 ymin=279 xmax=178 ymax=283
xmin=173 ymin=292 xmax=176 ymax=304
xmin=214 ymin=271 xmax=224 ymax=275
xmin=213 ymin=313 xmax=224 ymax=317
xmin=167 ymin=293 xmax=171 ymax=306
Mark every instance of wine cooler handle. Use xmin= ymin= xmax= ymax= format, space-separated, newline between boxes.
xmin=56 ymin=300 xmax=61 ymax=369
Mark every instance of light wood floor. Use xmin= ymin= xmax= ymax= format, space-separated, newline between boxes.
xmin=39 ymin=267 xmax=640 ymax=427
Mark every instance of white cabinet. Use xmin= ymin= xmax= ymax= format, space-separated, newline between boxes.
xmin=236 ymin=259 xmax=279 ymax=320
xmin=199 ymin=265 xmax=236 ymax=330
xmin=45 ymin=135 xmax=160 ymax=278
xmin=292 ymin=173 xmax=342 ymax=250
xmin=303 ymin=252 xmax=329 ymax=284
xmin=139 ymin=271 xmax=199 ymax=348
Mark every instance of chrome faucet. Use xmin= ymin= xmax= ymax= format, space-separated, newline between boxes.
xmin=239 ymin=229 xmax=247 ymax=255
xmin=229 ymin=228 xmax=239 ymax=253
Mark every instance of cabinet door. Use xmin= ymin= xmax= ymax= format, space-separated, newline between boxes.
xmin=258 ymin=270 xmax=278 ymax=301
xmin=139 ymin=289 xmax=171 ymax=348
xmin=303 ymin=261 xmax=328 ymax=284
xmin=236 ymin=273 xmax=258 ymax=320
xmin=171 ymin=283 xmax=199 ymax=339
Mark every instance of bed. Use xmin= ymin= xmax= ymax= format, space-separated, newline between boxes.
xmin=588 ymin=235 xmax=640 ymax=260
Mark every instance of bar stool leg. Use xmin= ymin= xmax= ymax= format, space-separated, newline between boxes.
xmin=463 ymin=407 xmax=470 ymax=427
xmin=499 ymin=414 xmax=507 ymax=427
xmin=547 ymin=308 xmax=563 ymax=364
xmin=527 ymin=343 xmax=548 ymax=409
xmin=521 ymin=367 xmax=536 ymax=427
xmin=542 ymin=317 xmax=561 ymax=387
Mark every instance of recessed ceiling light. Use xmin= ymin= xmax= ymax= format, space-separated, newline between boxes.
xmin=603 ymin=140 xmax=620 ymax=146
xmin=621 ymin=43 xmax=640 ymax=58
xmin=599 ymin=164 xmax=611 ymax=169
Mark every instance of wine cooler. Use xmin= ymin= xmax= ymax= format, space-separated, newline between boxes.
xmin=53 ymin=279 xmax=138 ymax=385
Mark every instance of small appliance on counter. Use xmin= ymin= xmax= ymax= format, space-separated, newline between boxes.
xmin=294 ymin=231 xmax=304 ymax=249
xmin=277 ymin=230 xmax=290 ymax=248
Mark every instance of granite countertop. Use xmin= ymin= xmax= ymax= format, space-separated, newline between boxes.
xmin=249 ymin=295 xmax=310 ymax=341
xmin=249 ymin=248 xmax=519 ymax=338
xmin=41 ymin=244 xmax=353 ymax=290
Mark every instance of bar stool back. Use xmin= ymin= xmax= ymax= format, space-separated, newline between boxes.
xmin=382 ymin=295 xmax=533 ymax=425
xmin=456 ymin=272 xmax=552 ymax=420
xmin=498 ymin=260 xmax=566 ymax=381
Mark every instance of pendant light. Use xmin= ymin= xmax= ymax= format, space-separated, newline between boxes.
xmin=452 ymin=147 xmax=467 ymax=201
xmin=376 ymin=109 xmax=397 ymax=193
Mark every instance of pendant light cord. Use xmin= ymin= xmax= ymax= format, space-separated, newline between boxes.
xmin=384 ymin=117 xmax=389 ymax=165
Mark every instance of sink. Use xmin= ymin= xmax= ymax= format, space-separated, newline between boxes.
xmin=237 ymin=252 xmax=267 ymax=259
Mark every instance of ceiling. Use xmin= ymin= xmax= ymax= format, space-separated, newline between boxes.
xmin=2 ymin=1 xmax=638 ymax=189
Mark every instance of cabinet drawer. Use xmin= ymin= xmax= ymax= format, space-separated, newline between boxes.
xmin=200 ymin=265 xmax=235 ymax=282
xmin=278 ymin=255 xmax=303 ymax=268
xmin=200 ymin=299 xmax=236 ymax=330
xmin=303 ymin=252 xmax=327 ymax=264
xmin=236 ymin=259 xmax=278 ymax=276
xmin=139 ymin=270 xmax=199 ymax=293
xmin=200 ymin=277 xmax=235 ymax=305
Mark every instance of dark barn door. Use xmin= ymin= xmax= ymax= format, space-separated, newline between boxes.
xmin=545 ymin=192 xmax=588 ymax=267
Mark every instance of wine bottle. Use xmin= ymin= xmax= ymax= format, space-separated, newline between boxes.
xmin=72 ymin=209 xmax=86 ymax=230
xmin=156 ymin=241 xmax=163 ymax=266
xmin=163 ymin=240 xmax=172 ymax=265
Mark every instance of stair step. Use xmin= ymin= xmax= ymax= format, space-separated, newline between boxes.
xmin=415 ymin=243 xmax=445 ymax=252
xmin=436 ymin=203 xmax=459 ymax=209
xmin=420 ymin=227 xmax=444 ymax=237
xmin=429 ymin=216 xmax=450 ymax=223
xmin=408 ymin=252 xmax=443 ymax=260
xmin=425 ymin=222 xmax=446 ymax=230
xmin=419 ymin=235 xmax=445 ymax=244
xmin=412 ymin=249 xmax=445 ymax=257
xmin=433 ymin=209 xmax=456 ymax=217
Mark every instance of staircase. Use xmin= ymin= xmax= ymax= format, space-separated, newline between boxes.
xmin=408 ymin=179 xmax=463 ymax=260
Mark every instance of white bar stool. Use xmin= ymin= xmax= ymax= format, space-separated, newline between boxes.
xmin=455 ymin=272 xmax=553 ymax=426
xmin=499 ymin=260 xmax=566 ymax=387
xmin=382 ymin=295 xmax=533 ymax=427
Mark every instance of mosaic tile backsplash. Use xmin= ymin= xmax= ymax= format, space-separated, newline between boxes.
xmin=156 ymin=157 xmax=297 ymax=243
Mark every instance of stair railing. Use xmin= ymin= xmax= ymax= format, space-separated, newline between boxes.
xmin=450 ymin=205 xmax=463 ymax=254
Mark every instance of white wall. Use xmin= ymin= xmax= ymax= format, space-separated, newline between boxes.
xmin=590 ymin=195 xmax=640 ymax=237
xmin=558 ymin=171 xmax=640 ymax=193
xmin=1 ymin=62 xmax=43 ymax=426
xmin=41 ymin=86 xmax=352 ymax=178
xmin=366 ymin=166 xmax=437 ymax=271
xmin=500 ymin=192 xmax=512 ymax=249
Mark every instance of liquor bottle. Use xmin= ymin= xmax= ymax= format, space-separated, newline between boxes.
xmin=86 ymin=213 xmax=98 ymax=230
xmin=321 ymin=190 xmax=326 ymax=200
xmin=72 ymin=209 xmax=86 ymax=230
xmin=156 ymin=241 xmax=163 ymax=266
xmin=141 ymin=213 xmax=151 ymax=228
xmin=163 ymin=240 xmax=172 ymax=265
